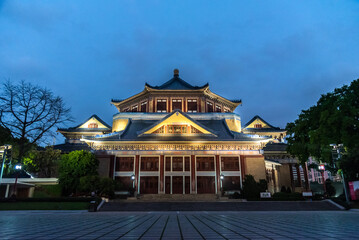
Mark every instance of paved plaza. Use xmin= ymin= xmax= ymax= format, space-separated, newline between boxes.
xmin=1 ymin=211 xmax=358 ymax=239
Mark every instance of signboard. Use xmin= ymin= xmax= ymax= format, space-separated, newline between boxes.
xmin=349 ymin=181 xmax=359 ymax=200
xmin=260 ymin=192 xmax=271 ymax=198
xmin=302 ymin=192 xmax=313 ymax=197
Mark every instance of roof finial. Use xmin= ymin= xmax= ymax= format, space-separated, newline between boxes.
xmin=173 ymin=69 xmax=179 ymax=77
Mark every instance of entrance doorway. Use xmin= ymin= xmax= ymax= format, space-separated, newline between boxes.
xmin=197 ymin=176 xmax=215 ymax=194
xmin=140 ymin=177 xmax=158 ymax=194
xmin=164 ymin=156 xmax=191 ymax=194
xmin=172 ymin=176 xmax=183 ymax=194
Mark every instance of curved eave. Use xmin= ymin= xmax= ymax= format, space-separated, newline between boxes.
xmin=111 ymin=89 xmax=148 ymax=107
xmin=144 ymin=84 xmax=209 ymax=92
xmin=205 ymin=89 xmax=242 ymax=108
xmin=80 ymin=139 xmax=270 ymax=144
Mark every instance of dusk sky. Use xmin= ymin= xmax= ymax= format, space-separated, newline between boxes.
xmin=1 ymin=1 xmax=359 ymax=144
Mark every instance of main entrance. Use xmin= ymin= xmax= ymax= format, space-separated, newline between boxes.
xmin=164 ymin=156 xmax=191 ymax=194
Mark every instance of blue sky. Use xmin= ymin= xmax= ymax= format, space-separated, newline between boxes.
xmin=1 ymin=1 xmax=359 ymax=144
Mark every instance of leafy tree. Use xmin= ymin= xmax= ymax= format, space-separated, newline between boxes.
xmin=58 ymin=150 xmax=99 ymax=195
xmin=258 ymin=179 xmax=268 ymax=192
xmin=0 ymin=80 xmax=72 ymax=159
xmin=286 ymin=79 xmax=359 ymax=181
xmin=23 ymin=147 xmax=61 ymax=177
xmin=79 ymin=175 xmax=117 ymax=198
xmin=325 ymin=179 xmax=336 ymax=197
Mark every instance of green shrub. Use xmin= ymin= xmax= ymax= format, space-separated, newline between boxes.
xmin=242 ymin=175 xmax=260 ymax=200
xmin=272 ymin=192 xmax=304 ymax=201
xmin=33 ymin=185 xmax=62 ymax=198
xmin=325 ymin=179 xmax=336 ymax=197
xmin=58 ymin=150 xmax=99 ymax=195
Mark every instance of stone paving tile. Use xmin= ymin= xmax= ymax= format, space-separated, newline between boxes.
xmin=0 ymin=211 xmax=358 ymax=239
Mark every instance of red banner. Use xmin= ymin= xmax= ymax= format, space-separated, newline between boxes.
xmin=348 ymin=181 xmax=359 ymax=200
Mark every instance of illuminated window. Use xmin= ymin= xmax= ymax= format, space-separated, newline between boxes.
xmin=88 ymin=123 xmax=98 ymax=128
xmin=153 ymin=126 xmax=164 ymax=134
xmin=123 ymin=108 xmax=130 ymax=112
xmin=196 ymin=157 xmax=215 ymax=171
xmin=141 ymin=157 xmax=159 ymax=171
xmin=221 ymin=157 xmax=239 ymax=171
xmin=224 ymin=108 xmax=230 ymax=113
xmin=172 ymin=99 xmax=182 ymax=111
xmin=116 ymin=157 xmax=134 ymax=171
xmin=140 ymin=102 xmax=147 ymax=112
xmin=157 ymin=99 xmax=167 ymax=112
xmin=167 ymin=125 xmax=187 ymax=134
xmin=254 ymin=124 xmax=262 ymax=128
xmin=190 ymin=126 xmax=201 ymax=133
xmin=132 ymin=105 xmax=138 ymax=112
xmin=215 ymin=105 xmax=222 ymax=112
xmin=207 ymin=102 xmax=213 ymax=112
xmin=185 ymin=157 xmax=190 ymax=171
xmin=172 ymin=157 xmax=183 ymax=171
xmin=187 ymin=99 xmax=197 ymax=112
xmin=165 ymin=157 xmax=171 ymax=171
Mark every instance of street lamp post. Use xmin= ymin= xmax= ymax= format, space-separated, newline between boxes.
xmin=330 ymin=144 xmax=350 ymax=204
xmin=318 ymin=165 xmax=326 ymax=194
xmin=12 ymin=164 xmax=22 ymax=197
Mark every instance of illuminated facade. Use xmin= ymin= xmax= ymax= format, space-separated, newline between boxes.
xmin=59 ymin=69 xmax=303 ymax=195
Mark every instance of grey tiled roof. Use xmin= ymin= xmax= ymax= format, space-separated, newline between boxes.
xmin=145 ymin=75 xmax=208 ymax=90
xmin=263 ymin=142 xmax=288 ymax=152
xmin=57 ymin=128 xmax=111 ymax=133
xmin=243 ymin=128 xmax=284 ymax=133
xmin=57 ymin=114 xmax=112 ymax=132
xmin=84 ymin=113 xmax=269 ymax=143
xmin=53 ymin=142 xmax=91 ymax=153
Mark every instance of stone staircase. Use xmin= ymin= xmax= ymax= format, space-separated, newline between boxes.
xmin=135 ymin=194 xmax=220 ymax=202
xmin=99 ymin=198 xmax=343 ymax=212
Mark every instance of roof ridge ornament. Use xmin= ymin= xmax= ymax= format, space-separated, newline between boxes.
xmin=174 ymin=68 xmax=179 ymax=77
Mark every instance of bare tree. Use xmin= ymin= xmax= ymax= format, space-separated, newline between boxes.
xmin=0 ymin=80 xmax=72 ymax=159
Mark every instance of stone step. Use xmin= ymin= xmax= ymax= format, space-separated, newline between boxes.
xmin=137 ymin=194 xmax=218 ymax=201
xmin=99 ymin=200 xmax=342 ymax=211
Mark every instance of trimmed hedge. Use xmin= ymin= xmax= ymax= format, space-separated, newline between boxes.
xmin=272 ymin=192 xmax=304 ymax=201
xmin=0 ymin=197 xmax=99 ymax=203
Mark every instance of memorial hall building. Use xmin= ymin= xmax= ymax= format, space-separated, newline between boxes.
xmin=58 ymin=69 xmax=308 ymax=195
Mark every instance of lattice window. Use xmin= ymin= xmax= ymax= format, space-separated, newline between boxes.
xmin=207 ymin=102 xmax=213 ymax=112
xmin=153 ymin=126 xmax=164 ymax=134
xmin=157 ymin=99 xmax=167 ymax=112
xmin=140 ymin=102 xmax=147 ymax=112
xmin=187 ymin=99 xmax=197 ymax=112
xmin=190 ymin=126 xmax=201 ymax=133
xmin=88 ymin=123 xmax=98 ymax=128
xmin=172 ymin=99 xmax=182 ymax=111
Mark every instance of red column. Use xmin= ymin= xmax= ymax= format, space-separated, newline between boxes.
xmin=191 ymin=155 xmax=196 ymax=193
xmin=135 ymin=155 xmax=140 ymax=193
xmin=160 ymin=155 xmax=164 ymax=193
xmin=215 ymin=155 xmax=221 ymax=194
xmin=109 ymin=155 xmax=115 ymax=179
xmin=240 ymin=155 xmax=246 ymax=180
xmin=198 ymin=99 xmax=201 ymax=112
xmin=153 ymin=99 xmax=156 ymax=112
